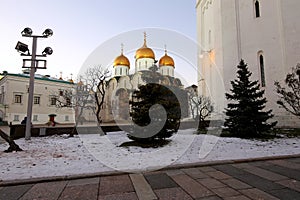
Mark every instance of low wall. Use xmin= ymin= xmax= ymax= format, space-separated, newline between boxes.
xmin=9 ymin=120 xmax=223 ymax=139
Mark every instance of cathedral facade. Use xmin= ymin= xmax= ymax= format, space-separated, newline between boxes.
xmin=101 ymin=34 xmax=185 ymax=123
xmin=196 ymin=0 xmax=300 ymax=127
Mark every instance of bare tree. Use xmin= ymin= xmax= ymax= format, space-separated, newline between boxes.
xmin=275 ymin=64 xmax=300 ymax=118
xmin=84 ymin=66 xmax=110 ymax=124
xmin=188 ymin=91 xmax=214 ymax=130
xmin=55 ymin=66 xmax=110 ymax=126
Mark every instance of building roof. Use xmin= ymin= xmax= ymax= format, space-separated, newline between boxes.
xmin=0 ymin=72 xmax=75 ymax=85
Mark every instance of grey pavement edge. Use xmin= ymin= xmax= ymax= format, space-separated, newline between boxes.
xmin=1 ymin=154 xmax=300 ymax=187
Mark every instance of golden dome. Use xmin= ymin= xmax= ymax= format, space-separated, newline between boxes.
xmin=77 ymin=80 xmax=84 ymax=86
xmin=113 ymin=54 xmax=130 ymax=68
xmin=159 ymin=50 xmax=175 ymax=68
xmin=135 ymin=32 xmax=155 ymax=60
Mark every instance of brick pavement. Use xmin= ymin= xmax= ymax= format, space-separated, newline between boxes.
xmin=0 ymin=157 xmax=300 ymax=200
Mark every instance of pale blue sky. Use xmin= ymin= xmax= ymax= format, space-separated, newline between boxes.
xmin=0 ymin=0 xmax=197 ymax=85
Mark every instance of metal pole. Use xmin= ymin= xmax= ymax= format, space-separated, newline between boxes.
xmin=25 ymin=37 xmax=37 ymax=140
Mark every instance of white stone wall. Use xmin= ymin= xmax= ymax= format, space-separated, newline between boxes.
xmin=114 ymin=65 xmax=129 ymax=76
xmin=135 ymin=58 xmax=155 ymax=72
xmin=159 ymin=66 xmax=174 ymax=77
xmin=196 ymin=0 xmax=300 ymax=127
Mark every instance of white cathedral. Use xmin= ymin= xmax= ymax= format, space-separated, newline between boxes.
xmin=196 ymin=0 xmax=300 ymax=127
xmin=101 ymin=34 xmax=184 ymax=122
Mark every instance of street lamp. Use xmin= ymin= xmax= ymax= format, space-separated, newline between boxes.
xmin=16 ymin=27 xmax=53 ymax=140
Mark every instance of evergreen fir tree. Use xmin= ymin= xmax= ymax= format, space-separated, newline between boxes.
xmin=224 ymin=60 xmax=277 ymax=138
xmin=129 ymin=65 xmax=182 ymax=142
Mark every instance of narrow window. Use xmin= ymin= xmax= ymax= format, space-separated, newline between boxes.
xmin=259 ymin=53 xmax=266 ymax=87
xmin=33 ymin=115 xmax=38 ymax=121
xmin=208 ymin=30 xmax=212 ymax=45
xmin=13 ymin=115 xmax=19 ymax=121
xmin=14 ymin=95 xmax=22 ymax=103
xmin=65 ymin=115 xmax=69 ymax=121
xmin=120 ymin=68 xmax=122 ymax=75
xmin=255 ymin=0 xmax=260 ymax=18
xmin=34 ymin=96 xmax=40 ymax=105
xmin=66 ymin=98 xmax=71 ymax=106
xmin=50 ymin=96 xmax=57 ymax=106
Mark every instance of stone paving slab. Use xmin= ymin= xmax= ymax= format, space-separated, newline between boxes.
xmin=99 ymin=175 xmax=135 ymax=195
xmin=206 ymin=170 xmax=231 ymax=180
xmin=19 ymin=181 xmax=67 ymax=200
xmin=196 ymin=196 xmax=222 ymax=200
xmin=154 ymin=187 xmax=193 ymax=200
xmin=182 ymin=167 xmax=210 ymax=179
xmin=276 ymin=179 xmax=300 ymax=192
xmin=144 ymin=172 xmax=178 ymax=190
xmin=211 ymin=187 xmax=240 ymax=198
xmin=170 ymin=174 xmax=214 ymax=199
xmin=239 ymin=188 xmax=279 ymax=200
xmin=268 ymin=159 xmax=300 ymax=170
xmin=0 ymin=184 xmax=33 ymax=200
xmin=220 ymin=178 xmax=252 ymax=190
xmin=1 ymin=156 xmax=300 ymax=200
xmin=129 ymin=173 xmax=157 ymax=200
xmin=286 ymin=157 xmax=300 ymax=164
xmin=268 ymin=188 xmax=300 ymax=200
xmin=223 ymin=195 xmax=251 ymax=200
xmin=67 ymin=177 xmax=99 ymax=187
xmin=58 ymin=183 xmax=98 ymax=200
xmin=215 ymin=164 xmax=286 ymax=192
xmin=242 ymin=165 xmax=288 ymax=181
xmin=258 ymin=163 xmax=300 ymax=181
xmin=196 ymin=178 xmax=226 ymax=189
xmin=197 ymin=166 xmax=217 ymax=172
xmin=98 ymin=192 xmax=138 ymax=200
xmin=234 ymin=173 xmax=285 ymax=191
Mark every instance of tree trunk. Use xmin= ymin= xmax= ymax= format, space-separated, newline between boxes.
xmin=0 ymin=129 xmax=23 ymax=152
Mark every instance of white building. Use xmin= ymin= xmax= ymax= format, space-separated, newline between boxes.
xmin=196 ymin=0 xmax=300 ymax=127
xmin=0 ymin=71 xmax=75 ymax=124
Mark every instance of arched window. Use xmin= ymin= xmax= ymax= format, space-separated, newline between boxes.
xmin=258 ymin=52 xmax=266 ymax=87
xmin=254 ymin=0 xmax=260 ymax=18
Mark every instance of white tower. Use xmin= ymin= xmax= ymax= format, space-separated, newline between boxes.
xmin=135 ymin=32 xmax=156 ymax=72
xmin=196 ymin=0 xmax=300 ymax=126
xmin=159 ymin=47 xmax=175 ymax=77
xmin=113 ymin=44 xmax=130 ymax=77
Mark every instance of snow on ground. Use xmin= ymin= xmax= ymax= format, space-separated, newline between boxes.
xmin=0 ymin=129 xmax=299 ymax=181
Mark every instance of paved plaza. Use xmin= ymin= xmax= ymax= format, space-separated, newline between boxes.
xmin=0 ymin=156 xmax=300 ymax=200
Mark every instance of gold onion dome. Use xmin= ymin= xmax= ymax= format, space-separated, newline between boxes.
xmin=113 ymin=44 xmax=130 ymax=68
xmin=77 ymin=80 xmax=84 ymax=86
xmin=135 ymin=32 xmax=155 ymax=59
xmin=159 ymin=49 xmax=175 ymax=68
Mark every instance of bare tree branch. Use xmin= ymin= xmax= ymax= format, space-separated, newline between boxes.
xmin=275 ymin=64 xmax=300 ymax=118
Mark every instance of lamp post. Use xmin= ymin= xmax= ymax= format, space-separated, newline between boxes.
xmin=16 ymin=27 xmax=53 ymax=140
